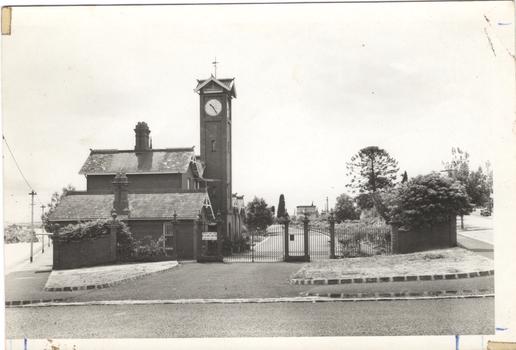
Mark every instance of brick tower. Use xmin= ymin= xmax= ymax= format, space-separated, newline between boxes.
xmin=195 ymin=76 xmax=236 ymax=237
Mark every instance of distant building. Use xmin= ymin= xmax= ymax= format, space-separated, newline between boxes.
xmin=296 ymin=203 xmax=319 ymax=218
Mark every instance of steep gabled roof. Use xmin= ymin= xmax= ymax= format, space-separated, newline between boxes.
xmin=195 ymin=76 xmax=236 ymax=98
xmin=79 ymin=148 xmax=196 ymax=175
xmin=48 ymin=191 xmax=209 ymax=221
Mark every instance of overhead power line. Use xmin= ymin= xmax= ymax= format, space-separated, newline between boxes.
xmin=2 ymin=134 xmax=35 ymax=191
xmin=2 ymin=134 xmax=45 ymax=207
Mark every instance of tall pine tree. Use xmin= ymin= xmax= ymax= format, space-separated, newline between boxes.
xmin=277 ymin=194 xmax=286 ymax=218
xmin=345 ymin=146 xmax=399 ymax=194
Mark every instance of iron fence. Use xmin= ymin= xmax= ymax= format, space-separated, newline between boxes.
xmin=221 ymin=217 xmax=392 ymax=263
xmin=334 ymin=223 xmax=392 ymax=258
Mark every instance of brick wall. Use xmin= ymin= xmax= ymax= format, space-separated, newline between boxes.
xmin=53 ymin=230 xmax=117 ymax=270
xmin=391 ymin=217 xmax=457 ymax=254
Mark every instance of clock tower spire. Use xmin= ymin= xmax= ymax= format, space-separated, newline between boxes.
xmin=212 ymin=57 xmax=219 ymax=78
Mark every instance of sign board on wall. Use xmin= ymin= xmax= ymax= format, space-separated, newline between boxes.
xmin=202 ymin=232 xmax=218 ymax=241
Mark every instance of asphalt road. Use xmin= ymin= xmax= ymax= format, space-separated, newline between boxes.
xmin=4 ymin=259 xmax=494 ymax=303
xmin=5 ymin=297 xmax=494 ymax=338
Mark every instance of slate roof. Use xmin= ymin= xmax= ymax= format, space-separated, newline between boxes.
xmin=79 ymin=148 xmax=197 ymax=175
xmin=49 ymin=192 xmax=208 ymax=221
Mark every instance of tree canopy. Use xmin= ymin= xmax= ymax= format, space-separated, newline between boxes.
xmin=334 ymin=194 xmax=360 ymax=222
xmin=466 ymin=166 xmax=491 ymax=206
xmin=245 ymin=197 xmax=274 ymax=230
xmin=42 ymin=184 xmax=76 ymax=233
xmin=346 ymin=146 xmax=399 ymax=195
xmin=442 ymin=148 xmax=493 ymax=208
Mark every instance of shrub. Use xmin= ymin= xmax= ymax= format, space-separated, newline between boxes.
xmin=53 ymin=220 xmax=110 ymax=243
xmin=116 ymin=222 xmax=137 ymax=261
xmin=134 ymin=235 xmax=167 ymax=259
xmin=335 ymin=222 xmax=391 ymax=257
xmin=222 ymin=239 xmax=233 ymax=256
xmin=385 ymin=172 xmax=473 ymax=229
xmin=232 ymin=237 xmax=250 ymax=253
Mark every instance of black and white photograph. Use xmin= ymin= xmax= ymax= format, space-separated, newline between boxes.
xmin=1 ymin=0 xmax=515 ymax=348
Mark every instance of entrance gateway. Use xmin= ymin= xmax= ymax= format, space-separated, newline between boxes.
xmin=164 ymin=211 xmax=392 ymax=263
xmin=223 ymin=214 xmax=324 ymax=263
xmin=220 ymin=212 xmax=392 ymax=263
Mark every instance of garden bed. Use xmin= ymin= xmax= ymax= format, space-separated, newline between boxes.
xmin=291 ymin=247 xmax=493 ymax=280
xmin=45 ymin=260 xmax=179 ymax=291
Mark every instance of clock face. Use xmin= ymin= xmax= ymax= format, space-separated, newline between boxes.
xmin=204 ymin=99 xmax=222 ymax=116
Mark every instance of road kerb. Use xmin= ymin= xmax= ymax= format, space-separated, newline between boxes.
xmin=290 ymin=269 xmax=494 ymax=285
xmin=5 ymin=294 xmax=495 ymax=308
xmin=306 ymin=289 xmax=493 ymax=299
xmin=5 ymin=298 xmax=67 ymax=306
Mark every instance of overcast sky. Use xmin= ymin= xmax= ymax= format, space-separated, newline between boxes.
xmin=1 ymin=2 xmax=514 ymax=223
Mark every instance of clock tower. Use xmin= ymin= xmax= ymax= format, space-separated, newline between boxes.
xmin=195 ymin=76 xmax=237 ymax=237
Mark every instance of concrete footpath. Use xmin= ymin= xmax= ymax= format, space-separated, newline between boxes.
xmin=4 ymin=245 xmax=78 ymax=303
xmin=457 ymin=234 xmax=494 ymax=260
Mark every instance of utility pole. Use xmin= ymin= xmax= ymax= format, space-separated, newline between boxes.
xmin=40 ymin=205 xmax=45 ymax=254
xmin=29 ymin=190 xmax=36 ymax=263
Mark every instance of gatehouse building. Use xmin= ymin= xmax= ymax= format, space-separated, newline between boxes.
xmin=48 ymin=76 xmax=245 ymax=260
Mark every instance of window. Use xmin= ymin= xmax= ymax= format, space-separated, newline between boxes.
xmin=211 ymin=140 xmax=216 ymax=152
xmin=187 ymin=178 xmax=191 ymax=189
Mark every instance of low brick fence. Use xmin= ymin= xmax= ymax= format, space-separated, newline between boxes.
xmin=391 ymin=218 xmax=457 ymax=254
xmin=53 ymin=231 xmax=117 ymax=270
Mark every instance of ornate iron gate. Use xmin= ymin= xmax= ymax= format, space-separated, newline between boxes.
xmin=224 ymin=224 xmax=285 ymax=262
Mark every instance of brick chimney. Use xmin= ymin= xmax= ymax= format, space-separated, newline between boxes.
xmin=112 ymin=172 xmax=129 ymax=215
xmin=134 ymin=122 xmax=151 ymax=152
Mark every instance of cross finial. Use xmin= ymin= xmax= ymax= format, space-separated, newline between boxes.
xmin=212 ymin=57 xmax=219 ymax=78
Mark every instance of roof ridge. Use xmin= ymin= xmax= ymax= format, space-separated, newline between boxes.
xmin=90 ymin=147 xmax=194 ymax=154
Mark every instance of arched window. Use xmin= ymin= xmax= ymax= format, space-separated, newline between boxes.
xmin=211 ymin=140 xmax=216 ymax=152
